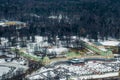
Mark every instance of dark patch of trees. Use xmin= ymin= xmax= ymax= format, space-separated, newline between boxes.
xmin=0 ymin=0 xmax=120 ymax=41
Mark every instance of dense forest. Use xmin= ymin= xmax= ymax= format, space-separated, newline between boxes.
xmin=0 ymin=0 xmax=120 ymax=41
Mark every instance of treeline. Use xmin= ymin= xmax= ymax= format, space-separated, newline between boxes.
xmin=0 ymin=0 xmax=120 ymax=41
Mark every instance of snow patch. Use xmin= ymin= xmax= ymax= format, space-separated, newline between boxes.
xmin=100 ymin=40 xmax=120 ymax=46
xmin=0 ymin=66 xmax=11 ymax=76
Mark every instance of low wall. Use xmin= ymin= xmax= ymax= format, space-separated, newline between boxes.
xmin=72 ymin=72 xmax=119 ymax=80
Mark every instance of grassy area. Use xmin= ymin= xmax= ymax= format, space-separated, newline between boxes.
xmin=11 ymin=46 xmax=114 ymax=66
xmin=12 ymin=48 xmax=42 ymax=62
xmin=66 ymin=51 xmax=81 ymax=58
xmin=19 ymin=52 xmax=42 ymax=62
xmin=85 ymin=43 xmax=113 ymax=57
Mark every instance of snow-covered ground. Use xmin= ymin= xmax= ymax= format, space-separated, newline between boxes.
xmin=0 ymin=58 xmax=28 ymax=80
xmin=98 ymin=47 xmax=107 ymax=51
xmin=0 ymin=22 xmax=6 ymax=26
xmin=0 ymin=51 xmax=3 ymax=56
xmin=0 ymin=66 xmax=11 ymax=76
xmin=48 ymin=46 xmax=69 ymax=55
xmin=0 ymin=59 xmax=28 ymax=79
xmin=35 ymin=36 xmax=43 ymax=43
xmin=100 ymin=40 xmax=120 ymax=46
xmin=0 ymin=59 xmax=28 ymax=70
xmin=0 ymin=59 xmax=6 ymax=63
xmin=81 ymin=37 xmax=120 ymax=46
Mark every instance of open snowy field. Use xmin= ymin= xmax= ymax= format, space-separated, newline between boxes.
xmin=100 ymin=40 xmax=120 ymax=46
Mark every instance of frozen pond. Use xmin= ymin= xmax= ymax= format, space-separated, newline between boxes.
xmin=0 ymin=66 xmax=10 ymax=76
